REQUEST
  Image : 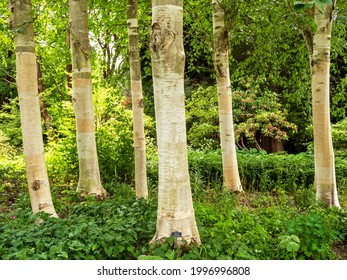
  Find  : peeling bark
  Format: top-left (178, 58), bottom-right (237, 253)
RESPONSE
top-left (212, 0), bottom-right (243, 192)
top-left (127, 0), bottom-right (148, 199)
top-left (311, 1), bottom-right (340, 207)
top-left (68, 0), bottom-right (107, 198)
top-left (10, 0), bottom-right (57, 217)
top-left (150, 0), bottom-right (200, 246)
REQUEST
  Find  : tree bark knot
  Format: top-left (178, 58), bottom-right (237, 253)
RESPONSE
top-left (137, 98), bottom-right (144, 108)
top-left (150, 22), bottom-right (176, 52)
top-left (31, 180), bottom-right (42, 191)
top-left (39, 203), bottom-right (49, 211)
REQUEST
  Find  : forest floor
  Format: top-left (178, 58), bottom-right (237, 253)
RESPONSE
top-left (332, 240), bottom-right (347, 260)
top-left (1, 182), bottom-right (346, 260)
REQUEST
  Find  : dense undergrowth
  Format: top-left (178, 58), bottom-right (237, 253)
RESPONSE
top-left (0, 183), bottom-right (346, 260)
top-left (1, 149), bottom-right (347, 260)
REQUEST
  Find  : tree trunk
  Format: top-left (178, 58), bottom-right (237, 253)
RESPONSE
top-left (68, 0), bottom-right (107, 198)
top-left (311, 1), bottom-right (340, 207)
top-left (10, 0), bottom-right (57, 217)
top-left (150, 0), bottom-right (200, 246)
top-left (262, 136), bottom-right (284, 153)
top-left (212, 0), bottom-right (243, 192)
top-left (127, 0), bottom-right (148, 199)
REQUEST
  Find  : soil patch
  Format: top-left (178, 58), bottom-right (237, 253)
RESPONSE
top-left (332, 240), bottom-right (347, 260)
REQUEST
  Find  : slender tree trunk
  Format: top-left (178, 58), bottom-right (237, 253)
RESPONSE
top-left (68, 0), bottom-right (107, 198)
top-left (212, 0), bottom-right (243, 192)
top-left (127, 0), bottom-right (148, 199)
top-left (150, 0), bottom-right (200, 245)
top-left (10, 0), bottom-right (57, 217)
top-left (311, 1), bottom-right (340, 207)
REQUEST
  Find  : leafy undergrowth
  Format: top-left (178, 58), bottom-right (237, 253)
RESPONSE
top-left (0, 183), bottom-right (346, 260)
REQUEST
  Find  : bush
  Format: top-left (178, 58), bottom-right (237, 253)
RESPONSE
top-left (332, 119), bottom-right (347, 152)
top-left (45, 100), bottom-right (79, 186)
top-left (184, 149), bottom-right (315, 192)
top-left (237, 150), bottom-right (315, 192)
top-left (147, 148), bottom-right (347, 194)
top-left (185, 86), bottom-right (220, 150)
top-left (93, 87), bottom-right (155, 183)
top-left (185, 82), bottom-right (297, 151)
top-left (0, 97), bottom-right (22, 147)
top-left (96, 112), bottom-right (134, 183)
top-left (0, 131), bottom-right (26, 207)
top-left (43, 87), bottom-right (156, 186)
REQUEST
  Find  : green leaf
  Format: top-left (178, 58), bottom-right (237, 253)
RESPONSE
top-left (287, 241), bottom-right (300, 252)
top-left (104, 246), bottom-right (113, 257)
top-left (291, 235), bottom-right (300, 243)
top-left (293, 1), bottom-right (306, 11)
top-left (164, 249), bottom-right (175, 260)
top-left (49, 245), bottom-right (59, 255)
top-left (279, 235), bottom-right (301, 253)
top-left (58, 251), bottom-right (69, 259)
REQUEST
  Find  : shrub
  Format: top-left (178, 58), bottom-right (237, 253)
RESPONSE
top-left (232, 78), bottom-right (297, 149)
top-left (237, 150), bottom-right (315, 192)
top-left (0, 131), bottom-right (26, 206)
top-left (0, 97), bottom-right (22, 147)
top-left (44, 100), bottom-right (79, 186)
top-left (332, 119), bottom-right (347, 152)
top-left (181, 149), bottom-right (317, 192)
top-left (185, 86), bottom-right (220, 150)
top-left (185, 82), bottom-right (297, 151)
top-left (44, 87), bottom-right (156, 186)
top-left (96, 113), bottom-right (134, 183)
top-left (94, 87), bottom-right (155, 183)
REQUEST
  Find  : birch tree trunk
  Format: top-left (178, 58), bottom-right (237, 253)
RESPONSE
top-left (150, 0), bottom-right (201, 245)
top-left (212, 0), bottom-right (243, 192)
top-left (311, 1), bottom-right (340, 207)
top-left (68, 0), bottom-right (107, 198)
top-left (127, 0), bottom-right (148, 199)
top-left (10, 0), bottom-right (57, 217)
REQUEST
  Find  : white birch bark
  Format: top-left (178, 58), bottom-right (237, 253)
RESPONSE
top-left (127, 0), bottom-right (148, 199)
top-left (212, 0), bottom-right (243, 192)
top-left (10, 0), bottom-right (57, 217)
top-left (312, 1), bottom-right (340, 207)
top-left (150, 0), bottom-right (201, 245)
top-left (68, 0), bottom-right (107, 198)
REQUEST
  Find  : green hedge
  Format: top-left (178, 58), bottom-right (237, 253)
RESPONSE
top-left (148, 149), bottom-right (347, 192)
